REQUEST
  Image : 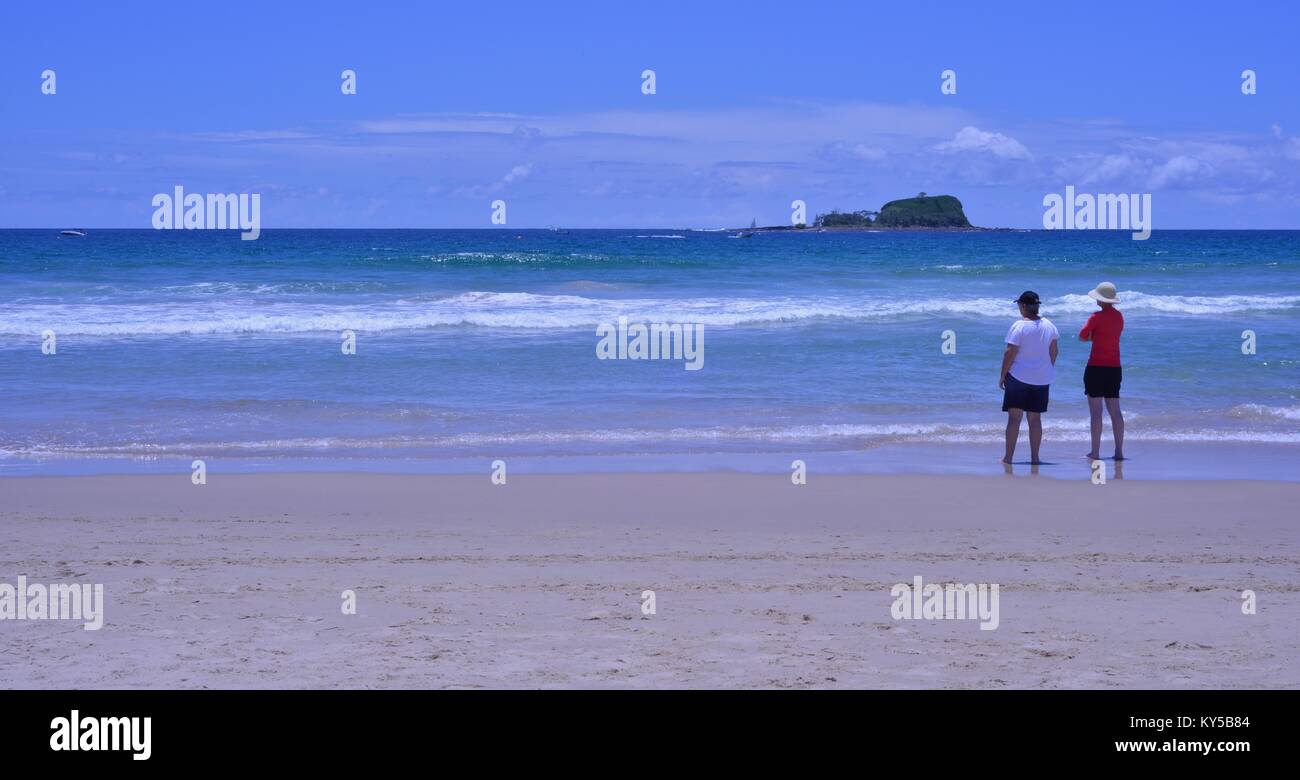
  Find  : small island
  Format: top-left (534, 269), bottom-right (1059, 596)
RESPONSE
top-left (740, 193), bottom-right (992, 232)
top-left (819, 193), bottom-right (972, 229)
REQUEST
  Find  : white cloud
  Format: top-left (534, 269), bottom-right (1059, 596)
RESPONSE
top-left (1147, 155), bottom-right (1215, 189)
top-left (503, 163), bottom-right (532, 183)
top-left (41, 99), bottom-right (1300, 227)
top-left (819, 141), bottom-right (887, 161)
top-left (812, 142), bottom-right (890, 170)
top-left (358, 113), bottom-right (527, 135)
top-left (358, 102), bottom-right (973, 151)
top-left (935, 126), bottom-right (1031, 160)
top-left (188, 130), bottom-right (318, 143)
top-left (453, 163), bottom-right (535, 197)
top-left (850, 144), bottom-right (886, 160)
top-left (1053, 153), bottom-right (1145, 186)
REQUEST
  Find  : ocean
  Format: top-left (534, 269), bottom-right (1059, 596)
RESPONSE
top-left (2, 228), bottom-right (1297, 479)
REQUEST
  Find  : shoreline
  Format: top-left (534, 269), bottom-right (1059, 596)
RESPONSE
top-left (3, 472), bottom-right (1296, 689)
top-left (3, 440), bottom-right (1296, 482)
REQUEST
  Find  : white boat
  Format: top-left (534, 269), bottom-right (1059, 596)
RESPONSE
top-left (59, 229), bottom-right (87, 237)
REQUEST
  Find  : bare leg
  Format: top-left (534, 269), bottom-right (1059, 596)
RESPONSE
top-left (1105, 397), bottom-right (1124, 459)
top-left (1027, 412), bottom-right (1043, 464)
top-left (1086, 396), bottom-right (1103, 459)
top-left (1003, 409), bottom-right (1023, 464)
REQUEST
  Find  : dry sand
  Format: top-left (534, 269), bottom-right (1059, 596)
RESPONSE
top-left (1, 472), bottom-right (1296, 688)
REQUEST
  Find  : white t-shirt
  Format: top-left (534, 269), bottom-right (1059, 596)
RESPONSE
top-left (1005, 317), bottom-right (1060, 386)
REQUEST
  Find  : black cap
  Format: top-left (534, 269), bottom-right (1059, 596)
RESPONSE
top-left (1015, 290), bottom-right (1041, 305)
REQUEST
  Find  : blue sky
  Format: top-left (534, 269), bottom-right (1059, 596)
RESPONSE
top-left (3, 0), bottom-right (1300, 228)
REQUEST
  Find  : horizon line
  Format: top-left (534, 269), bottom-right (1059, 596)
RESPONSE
top-left (5, 226), bottom-right (1300, 232)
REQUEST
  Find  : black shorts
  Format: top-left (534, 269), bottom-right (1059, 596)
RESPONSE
top-left (1083, 365), bottom-right (1122, 398)
top-left (1002, 373), bottom-right (1050, 413)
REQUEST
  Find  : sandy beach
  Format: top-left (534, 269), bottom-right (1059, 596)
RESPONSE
top-left (2, 472), bottom-right (1296, 689)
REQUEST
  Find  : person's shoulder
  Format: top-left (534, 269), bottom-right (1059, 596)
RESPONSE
top-left (1042, 316), bottom-right (1059, 331)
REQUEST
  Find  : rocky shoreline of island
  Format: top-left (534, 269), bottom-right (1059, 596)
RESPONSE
top-left (743, 223), bottom-right (1013, 233)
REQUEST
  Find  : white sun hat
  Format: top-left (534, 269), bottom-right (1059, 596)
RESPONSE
top-left (1088, 281), bottom-right (1119, 304)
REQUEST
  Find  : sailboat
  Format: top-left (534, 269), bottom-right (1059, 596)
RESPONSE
top-left (738, 218), bottom-right (757, 238)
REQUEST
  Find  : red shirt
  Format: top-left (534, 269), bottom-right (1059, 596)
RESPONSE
top-left (1079, 307), bottom-right (1123, 367)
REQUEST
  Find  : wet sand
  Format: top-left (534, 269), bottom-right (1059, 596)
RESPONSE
top-left (1, 473), bottom-right (1296, 688)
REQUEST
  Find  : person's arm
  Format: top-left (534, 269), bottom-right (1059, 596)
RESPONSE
top-left (999, 344), bottom-right (1018, 388)
top-left (1078, 313), bottom-right (1095, 342)
top-left (1049, 339), bottom-right (1059, 365)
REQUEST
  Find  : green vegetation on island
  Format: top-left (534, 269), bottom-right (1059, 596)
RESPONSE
top-left (811, 193), bottom-right (973, 229)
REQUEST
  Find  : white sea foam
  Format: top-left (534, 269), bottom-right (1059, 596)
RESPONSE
top-left (2, 290), bottom-right (1297, 335)
top-left (1059, 291), bottom-right (1300, 315)
top-left (1230, 404), bottom-right (1300, 422)
top-left (7, 414), bottom-right (1298, 460)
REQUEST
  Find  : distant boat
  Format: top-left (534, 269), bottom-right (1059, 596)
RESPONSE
top-left (750, 218), bottom-right (757, 229)
top-left (548, 226), bottom-right (570, 234)
top-left (59, 229), bottom-right (87, 237)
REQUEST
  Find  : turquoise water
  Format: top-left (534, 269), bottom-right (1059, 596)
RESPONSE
top-left (1, 228), bottom-right (1297, 477)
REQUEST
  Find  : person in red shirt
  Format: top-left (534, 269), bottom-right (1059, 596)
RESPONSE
top-left (1078, 281), bottom-right (1124, 460)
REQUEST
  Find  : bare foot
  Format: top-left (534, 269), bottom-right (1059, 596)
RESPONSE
top-left (1084, 452), bottom-right (1099, 460)
top-left (1113, 453), bottom-right (1126, 461)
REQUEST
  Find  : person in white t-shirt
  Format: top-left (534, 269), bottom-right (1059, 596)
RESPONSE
top-left (998, 291), bottom-right (1060, 465)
